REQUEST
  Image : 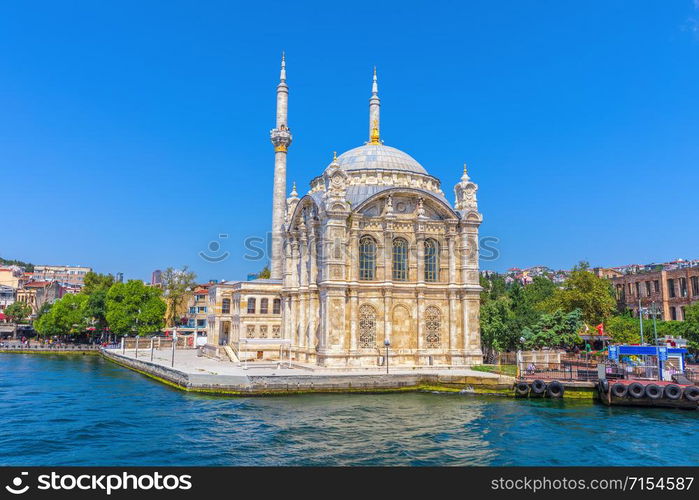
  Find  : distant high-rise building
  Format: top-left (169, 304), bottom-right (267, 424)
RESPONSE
top-left (151, 270), bottom-right (162, 286)
top-left (115, 272), bottom-right (124, 283)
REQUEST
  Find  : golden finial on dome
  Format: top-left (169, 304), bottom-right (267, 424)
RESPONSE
top-left (369, 119), bottom-right (380, 145)
top-left (333, 151), bottom-right (337, 161)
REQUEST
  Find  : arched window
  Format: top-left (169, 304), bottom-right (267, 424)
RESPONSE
top-left (222, 298), bottom-right (231, 314)
top-left (392, 238), bottom-right (408, 281)
top-left (272, 298), bottom-right (281, 314)
top-left (359, 236), bottom-right (376, 280)
top-left (358, 304), bottom-right (377, 348)
top-left (260, 298), bottom-right (269, 314)
top-left (247, 298), bottom-right (256, 314)
top-left (424, 239), bottom-right (439, 282)
top-left (425, 306), bottom-right (441, 348)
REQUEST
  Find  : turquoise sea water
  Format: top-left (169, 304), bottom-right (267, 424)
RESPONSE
top-left (1, 354), bottom-right (698, 466)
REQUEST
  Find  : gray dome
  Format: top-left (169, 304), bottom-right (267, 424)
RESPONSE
top-left (332, 144), bottom-right (428, 175)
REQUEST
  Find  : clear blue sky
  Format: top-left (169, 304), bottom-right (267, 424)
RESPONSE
top-left (2, 1), bottom-right (698, 282)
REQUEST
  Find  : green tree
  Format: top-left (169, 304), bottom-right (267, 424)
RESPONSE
top-left (605, 315), bottom-right (641, 344)
top-left (541, 261), bottom-right (616, 325)
top-left (106, 280), bottom-right (166, 336)
top-left (523, 309), bottom-right (584, 349)
top-left (34, 305), bottom-right (61, 336)
top-left (79, 272), bottom-right (116, 335)
top-left (480, 274), bottom-right (507, 304)
top-left (523, 276), bottom-right (556, 307)
top-left (4, 302), bottom-right (32, 324)
top-left (257, 266), bottom-right (271, 279)
top-left (34, 293), bottom-right (88, 336)
top-left (0, 257), bottom-right (34, 272)
top-left (683, 302), bottom-right (699, 351)
top-left (161, 267), bottom-right (197, 328)
top-left (480, 297), bottom-right (519, 361)
top-left (82, 272), bottom-right (115, 295)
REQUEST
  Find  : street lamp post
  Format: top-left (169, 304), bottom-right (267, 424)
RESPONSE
top-left (171, 326), bottom-right (177, 368)
top-left (652, 301), bottom-right (661, 380)
top-left (384, 339), bottom-right (390, 374)
top-left (638, 298), bottom-right (644, 345)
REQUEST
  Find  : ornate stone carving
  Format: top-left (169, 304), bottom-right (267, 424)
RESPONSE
top-left (425, 306), bottom-right (441, 348)
top-left (358, 304), bottom-right (377, 348)
top-left (454, 163), bottom-right (479, 212)
top-left (270, 125), bottom-right (292, 152)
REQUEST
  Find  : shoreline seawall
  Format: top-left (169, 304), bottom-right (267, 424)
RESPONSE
top-left (100, 348), bottom-right (519, 397)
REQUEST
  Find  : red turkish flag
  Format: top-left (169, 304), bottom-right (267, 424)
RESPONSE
top-left (596, 323), bottom-right (605, 335)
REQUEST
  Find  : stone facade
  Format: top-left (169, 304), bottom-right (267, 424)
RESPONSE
top-left (207, 280), bottom-right (283, 360)
top-left (282, 156), bottom-right (482, 368)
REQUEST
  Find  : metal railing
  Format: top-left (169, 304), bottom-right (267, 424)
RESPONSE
top-left (0, 342), bottom-right (101, 351)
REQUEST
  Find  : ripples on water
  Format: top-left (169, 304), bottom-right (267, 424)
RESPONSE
top-left (1, 354), bottom-right (698, 466)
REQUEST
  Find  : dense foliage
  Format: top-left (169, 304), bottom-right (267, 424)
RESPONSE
top-left (0, 257), bottom-right (34, 272)
top-left (478, 261), bottom-right (699, 355)
top-left (33, 273), bottom-right (169, 338)
top-left (105, 281), bottom-right (166, 336)
top-left (3, 302), bottom-right (32, 324)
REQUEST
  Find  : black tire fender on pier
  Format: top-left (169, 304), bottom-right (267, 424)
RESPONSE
top-left (599, 379), bottom-right (609, 393)
top-left (546, 380), bottom-right (564, 398)
top-left (684, 386), bottom-right (699, 402)
top-left (628, 382), bottom-right (645, 399)
top-left (514, 382), bottom-right (530, 396)
top-left (664, 384), bottom-right (682, 400)
top-left (530, 379), bottom-right (547, 395)
top-left (644, 384), bottom-right (663, 400)
top-left (611, 383), bottom-right (628, 398)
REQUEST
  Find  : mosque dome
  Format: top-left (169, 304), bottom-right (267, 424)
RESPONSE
top-left (331, 143), bottom-right (428, 175)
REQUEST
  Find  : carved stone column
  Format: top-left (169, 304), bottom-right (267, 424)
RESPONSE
top-left (349, 288), bottom-right (358, 352)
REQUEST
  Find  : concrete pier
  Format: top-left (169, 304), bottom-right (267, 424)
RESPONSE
top-left (101, 348), bottom-right (514, 396)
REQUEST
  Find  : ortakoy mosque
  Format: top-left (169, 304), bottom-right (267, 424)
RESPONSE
top-left (206, 56), bottom-right (483, 368)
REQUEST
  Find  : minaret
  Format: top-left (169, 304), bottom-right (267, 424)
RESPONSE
top-left (270, 53), bottom-right (292, 280)
top-left (368, 67), bottom-right (381, 144)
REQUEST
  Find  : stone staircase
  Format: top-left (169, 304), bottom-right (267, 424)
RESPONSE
top-left (223, 345), bottom-right (239, 363)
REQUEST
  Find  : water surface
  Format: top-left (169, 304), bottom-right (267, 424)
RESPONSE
top-left (1, 354), bottom-right (697, 466)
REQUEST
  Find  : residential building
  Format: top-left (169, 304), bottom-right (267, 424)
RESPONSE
top-left (178, 285), bottom-right (211, 340)
top-left (0, 285), bottom-right (15, 311)
top-left (15, 281), bottom-right (64, 316)
top-left (31, 265), bottom-right (92, 286)
top-left (0, 266), bottom-right (27, 289)
top-left (611, 266), bottom-right (699, 321)
top-left (205, 280), bottom-right (283, 360)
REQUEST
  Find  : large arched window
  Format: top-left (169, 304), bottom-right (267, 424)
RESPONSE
top-left (392, 238), bottom-right (408, 281)
top-left (425, 306), bottom-right (441, 348)
top-left (359, 236), bottom-right (376, 280)
top-left (424, 239), bottom-right (439, 282)
top-left (358, 304), bottom-right (377, 348)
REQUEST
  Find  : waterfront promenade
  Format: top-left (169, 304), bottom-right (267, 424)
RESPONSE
top-left (102, 347), bottom-right (514, 396)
